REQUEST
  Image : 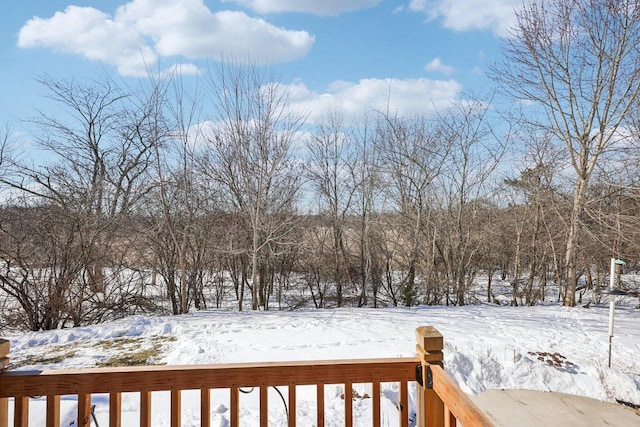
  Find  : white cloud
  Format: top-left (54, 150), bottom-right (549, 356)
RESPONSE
top-left (17, 6), bottom-right (156, 76)
top-left (160, 63), bottom-right (203, 78)
top-left (409, 0), bottom-right (522, 36)
top-left (17, 0), bottom-right (315, 76)
top-left (223, 0), bottom-right (382, 15)
top-left (424, 58), bottom-right (455, 76)
top-left (282, 77), bottom-right (463, 122)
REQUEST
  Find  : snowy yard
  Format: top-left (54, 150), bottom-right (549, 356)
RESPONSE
top-left (3, 302), bottom-right (640, 426)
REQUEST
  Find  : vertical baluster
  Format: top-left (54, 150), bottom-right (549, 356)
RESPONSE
top-left (288, 385), bottom-right (296, 427)
top-left (140, 391), bottom-right (151, 427)
top-left (78, 393), bottom-right (91, 427)
top-left (372, 382), bottom-right (381, 427)
top-left (445, 404), bottom-right (457, 427)
top-left (109, 392), bottom-right (121, 427)
top-left (316, 383), bottom-right (324, 427)
top-left (230, 386), bottom-right (239, 427)
top-left (14, 397), bottom-right (28, 427)
top-left (259, 386), bottom-right (268, 427)
top-left (201, 388), bottom-right (210, 427)
top-left (344, 381), bottom-right (353, 427)
top-left (171, 390), bottom-right (181, 427)
top-left (399, 380), bottom-right (408, 427)
top-left (46, 395), bottom-right (60, 427)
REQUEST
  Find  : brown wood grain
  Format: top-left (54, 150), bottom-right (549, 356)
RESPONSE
top-left (317, 383), bottom-right (325, 427)
top-left (399, 380), bottom-right (409, 427)
top-left (344, 380), bottom-right (353, 427)
top-left (260, 385), bottom-right (268, 427)
top-left (14, 396), bottom-right (28, 427)
top-left (78, 393), bottom-right (91, 427)
top-left (46, 395), bottom-right (60, 427)
top-left (230, 386), bottom-right (239, 427)
top-left (200, 388), bottom-right (210, 427)
top-left (431, 365), bottom-right (493, 427)
top-left (0, 398), bottom-right (7, 427)
top-left (0, 340), bottom-right (9, 359)
top-left (0, 358), bottom-right (418, 397)
top-left (171, 389), bottom-right (181, 427)
top-left (140, 390), bottom-right (151, 427)
top-left (372, 381), bottom-right (381, 427)
top-left (109, 392), bottom-right (121, 427)
top-left (288, 385), bottom-right (296, 426)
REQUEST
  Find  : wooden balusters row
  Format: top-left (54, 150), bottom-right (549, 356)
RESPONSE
top-left (0, 326), bottom-right (493, 426)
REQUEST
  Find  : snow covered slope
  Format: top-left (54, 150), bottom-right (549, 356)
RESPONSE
top-left (4, 304), bottom-right (640, 425)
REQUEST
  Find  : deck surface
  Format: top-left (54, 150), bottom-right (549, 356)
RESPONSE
top-left (472, 389), bottom-right (640, 426)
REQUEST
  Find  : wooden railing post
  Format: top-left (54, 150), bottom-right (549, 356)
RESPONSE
top-left (0, 339), bottom-right (9, 427)
top-left (416, 326), bottom-right (444, 427)
top-left (0, 339), bottom-right (8, 371)
top-left (0, 396), bottom-right (6, 427)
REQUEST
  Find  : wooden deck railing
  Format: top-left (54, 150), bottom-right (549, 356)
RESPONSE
top-left (0, 326), bottom-right (493, 427)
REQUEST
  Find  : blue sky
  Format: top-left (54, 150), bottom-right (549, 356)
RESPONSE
top-left (1, 0), bottom-right (522, 128)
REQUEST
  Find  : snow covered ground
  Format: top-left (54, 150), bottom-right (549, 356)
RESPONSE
top-left (3, 301), bottom-right (640, 426)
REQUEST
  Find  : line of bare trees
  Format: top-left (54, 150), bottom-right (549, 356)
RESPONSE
top-left (1, 0), bottom-right (640, 331)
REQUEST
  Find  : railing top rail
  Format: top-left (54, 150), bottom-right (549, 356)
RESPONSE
top-left (0, 357), bottom-right (419, 397)
top-left (429, 364), bottom-right (494, 427)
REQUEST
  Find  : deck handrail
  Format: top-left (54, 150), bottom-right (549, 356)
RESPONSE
top-left (0, 326), bottom-right (494, 427)
top-left (0, 358), bottom-right (419, 396)
top-left (428, 364), bottom-right (494, 426)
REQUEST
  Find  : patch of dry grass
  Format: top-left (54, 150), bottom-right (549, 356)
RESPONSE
top-left (11, 347), bottom-right (77, 369)
top-left (95, 335), bottom-right (176, 367)
top-left (10, 335), bottom-right (176, 369)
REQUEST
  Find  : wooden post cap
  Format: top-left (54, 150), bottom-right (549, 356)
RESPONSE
top-left (416, 326), bottom-right (444, 366)
top-left (0, 339), bottom-right (9, 372)
top-left (0, 340), bottom-right (8, 359)
top-left (415, 326), bottom-right (443, 352)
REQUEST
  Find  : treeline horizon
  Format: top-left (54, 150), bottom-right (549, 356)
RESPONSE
top-left (2, 0), bottom-right (640, 331)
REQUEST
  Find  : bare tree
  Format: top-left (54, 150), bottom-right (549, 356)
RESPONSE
top-left (375, 112), bottom-right (448, 306)
top-left (0, 204), bottom-right (76, 330)
top-left (0, 124), bottom-right (12, 176)
top-left (306, 110), bottom-right (358, 307)
top-left (298, 222), bottom-right (333, 308)
top-left (202, 62), bottom-right (305, 310)
top-left (504, 126), bottom-right (564, 305)
top-left (350, 117), bottom-right (381, 307)
top-left (474, 200), bottom-right (508, 304)
top-left (433, 96), bottom-right (506, 305)
top-left (146, 71), bottom-right (220, 314)
top-left (494, 0), bottom-right (640, 306)
top-left (0, 75), bottom-right (156, 327)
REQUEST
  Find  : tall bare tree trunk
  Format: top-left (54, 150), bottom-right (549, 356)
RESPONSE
top-left (494, 0), bottom-right (640, 306)
top-left (563, 176), bottom-right (588, 306)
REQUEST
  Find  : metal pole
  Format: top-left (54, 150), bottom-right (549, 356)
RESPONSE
top-left (608, 258), bottom-right (615, 368)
